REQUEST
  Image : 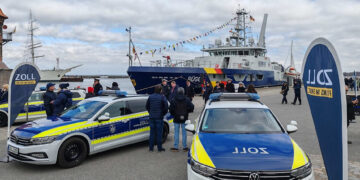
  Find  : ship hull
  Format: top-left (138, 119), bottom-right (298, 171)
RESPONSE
top-left (127, 66), bottom-right (283, 94)
top-left (39, 69), bottom-right (71, 82)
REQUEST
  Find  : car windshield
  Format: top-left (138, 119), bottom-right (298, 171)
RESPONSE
top-left (201, 108), bottom-right (283, 134)
top-left (61, 100), bottom-right (107, 119)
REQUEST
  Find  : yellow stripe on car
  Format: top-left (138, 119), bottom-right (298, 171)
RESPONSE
top-left (194, 134), bottom-right (215, 168)
top-left (18, 110), bottom-right (46, 117)
top-left (0, 98), bottom-right (84, 109)
top-left (291, 139), bottom-right (309, 169)
top-left (33, 112), bottom-right (149, 138)
top-left (91, 126), bottom-right (150, 145)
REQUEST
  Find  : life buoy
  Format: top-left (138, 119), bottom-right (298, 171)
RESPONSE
top-left (215, 64), bottom-right (219, 68)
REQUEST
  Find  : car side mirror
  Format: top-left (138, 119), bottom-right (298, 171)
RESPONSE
top-left (185, 124), bottom-right (195, 134)
top-left (98, 112), bottom-right (110, 122)
top-left (290, 120), bottom-right (298, 126)
top-left (286, 124), bottom-right (298, 134)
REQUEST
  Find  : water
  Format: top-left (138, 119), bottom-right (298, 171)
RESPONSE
top-left (36, 78), bottom-right (136, 93)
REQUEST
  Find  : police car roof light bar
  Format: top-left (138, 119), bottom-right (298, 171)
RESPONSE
top-left (209, 93), bottom-right (261, 104)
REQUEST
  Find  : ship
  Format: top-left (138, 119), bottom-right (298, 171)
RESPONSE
top-left (26, 11), bottom-right (81, 82)
top-left (127, 8), bottom-right (294, 94)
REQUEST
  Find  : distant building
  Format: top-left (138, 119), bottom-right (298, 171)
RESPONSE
top-left (0, 8), bottom-right (11, 87)
top-left (0, 8), bottom-right (9, 69)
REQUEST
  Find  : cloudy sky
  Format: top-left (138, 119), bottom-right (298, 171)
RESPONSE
top-left (1, 0), bottom-right (360, 75)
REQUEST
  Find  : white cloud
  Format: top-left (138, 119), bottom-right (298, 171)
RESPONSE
top-left (1, 0), bottom-right (360, 75)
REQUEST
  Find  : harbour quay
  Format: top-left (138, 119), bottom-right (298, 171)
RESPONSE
top-left (0, 87), bottom-right (359, 179)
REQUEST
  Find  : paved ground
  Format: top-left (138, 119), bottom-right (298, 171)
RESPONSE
top-left (0, 87), bottom-right (359, 179)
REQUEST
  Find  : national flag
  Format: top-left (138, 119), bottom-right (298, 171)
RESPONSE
top-left (250, 15), bottom-right (255, 22)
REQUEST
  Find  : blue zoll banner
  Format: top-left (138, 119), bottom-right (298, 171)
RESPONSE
top-left (301, 38), bottom-right (347, 180)
top-left (8, 63), bottom-right (40, 125)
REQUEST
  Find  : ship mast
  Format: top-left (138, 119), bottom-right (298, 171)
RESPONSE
top-left (28, 10), bottom-right (44, 64)
top-left (126, 26), bottom-right (132, 66)
top-left (231, 8), bottom-right (248, 47)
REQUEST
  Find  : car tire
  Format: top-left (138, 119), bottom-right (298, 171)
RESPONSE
top-left (57, 137), bottom-right (88, 168)
top-left (162, 123), bottom-right (169, 144)
top-left (0, 112), bottom-right (7, 127)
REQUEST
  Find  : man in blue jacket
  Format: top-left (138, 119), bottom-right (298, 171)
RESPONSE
top-left (53, 83), bottom-right (73, 116)
top-left (146, 85), bottom-right (168, 152)
top-left (43, 83), bottom-right (57, 117)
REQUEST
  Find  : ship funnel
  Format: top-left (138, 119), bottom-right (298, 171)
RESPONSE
top-left (258, 13), bottom-right (268, 48)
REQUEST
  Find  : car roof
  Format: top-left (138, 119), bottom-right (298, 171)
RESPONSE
top-left (206, 100), bottom-right (269, 109)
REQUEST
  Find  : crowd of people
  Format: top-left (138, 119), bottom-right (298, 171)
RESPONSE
top-left (147, 79), bottom-right (263, 152)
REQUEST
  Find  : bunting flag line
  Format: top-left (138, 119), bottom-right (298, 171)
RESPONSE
top-left (133, 16), bottom-right (241, 56)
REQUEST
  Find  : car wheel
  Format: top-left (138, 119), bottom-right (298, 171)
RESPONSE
top-left (57, 137), bottom-right (88, 168)
top-left (162, 123), bottom-right (169, 144)
top-left (0, 113), bottom-right (7, 127)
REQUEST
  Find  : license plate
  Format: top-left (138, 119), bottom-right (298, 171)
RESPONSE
top-left (8, 145), bottom-right (19, 155)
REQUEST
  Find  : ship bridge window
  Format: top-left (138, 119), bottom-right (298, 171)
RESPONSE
top-left (238, 51), bottom-right (244, 55)
top-left (246, 74), bottom-right (254, 82)
top-left (244, 51), bottom-right (249, 55)
top-left (258, 61), bottom-right (267, 67)
top-left (256, 74), bottom-right (264, 81)
top-left (231, 51), bottom-right (237, 55)
top-left (250, 50), bottom-right (255, 56)
top-left (224, 51), bottom-right (230, 55)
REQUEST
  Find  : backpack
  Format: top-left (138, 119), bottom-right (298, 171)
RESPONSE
top-left (175, 100), bottom-right (187, 121)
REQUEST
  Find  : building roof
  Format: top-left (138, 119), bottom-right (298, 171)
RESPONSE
top-left (0, 8), bottom-right (8, 19)
top-left (0, 62), bottom-right (9, 69)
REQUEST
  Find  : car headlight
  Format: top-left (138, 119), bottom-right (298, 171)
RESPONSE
top-left (30, 136), bottom-right (58, 145)
top-left (190, 157), bottom-right (216, 177)
top-left (291, 161), bottom-right (312, 179)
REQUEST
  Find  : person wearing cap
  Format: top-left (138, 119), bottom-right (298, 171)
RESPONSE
top-left (43, 83), bottom-right (57, 117)
top-left (238, 82), bottom-right (246, 92)
top-left (93, 79), bottom-right (103, 96)
top-left (53, 83), bottom-right (73, 116)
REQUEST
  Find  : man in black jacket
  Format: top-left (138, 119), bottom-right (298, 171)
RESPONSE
top-left (93, 79), bottom-right (103, 96)
top-left (170, 87), bottom-right (194, 152)
top-left (146, 85), bottom-right (168, 152)
top-left (292, 79), bottom-right (301, 105)
top-left (185, 80), bottom-right (195, 101)
top-left (161, 79), bottom-right (170, 100)
top-left (203, 82), bottom-right (213, 103)
top-left (225, 79), bottom-right (235, 93)
top-left (43, 83), bottom-right (57, 117)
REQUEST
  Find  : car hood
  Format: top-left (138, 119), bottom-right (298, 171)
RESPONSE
top-left (12, 117), bottom-right (87, 138)
top-left (197, 133), bottom-right (295, 171)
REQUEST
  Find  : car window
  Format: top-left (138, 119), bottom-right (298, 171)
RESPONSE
top-left (72, 92), bottom-right (81, 98)
top-left (61, 100), bottom-right (107, 119)
top-left (100, 101), bottom-right (131, 118)
top-left (127, 99), bottom-right (147, 114)
top-left (28, 93), bottom-right (44, 102)
top-left (201, 108), bottom-right (283, 134)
